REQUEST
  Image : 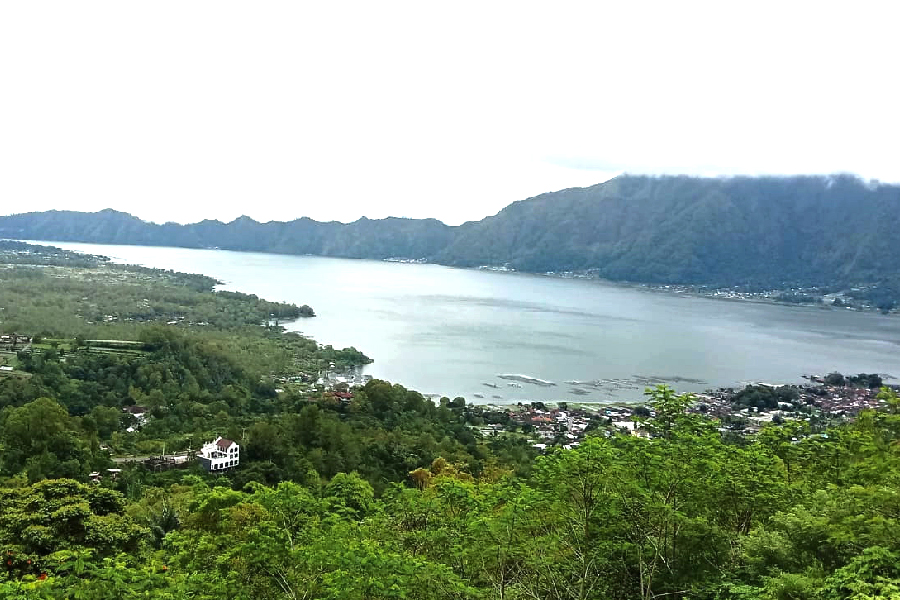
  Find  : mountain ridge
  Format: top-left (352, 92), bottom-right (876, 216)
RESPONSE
top-left (3, 174), bottom-right (900, 291)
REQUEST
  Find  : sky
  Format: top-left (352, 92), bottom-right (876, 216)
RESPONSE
top-left (1, 1), bottom-right (897, 225)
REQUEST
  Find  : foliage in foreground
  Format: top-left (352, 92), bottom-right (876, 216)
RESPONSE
top-left (0, 387), bottom-right (898, 599)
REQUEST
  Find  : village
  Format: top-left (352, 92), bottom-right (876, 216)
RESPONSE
top-left (467, 372), bottom-right (895, 452)
top-left (111, 366), bottom-right (896, 468)
top-left (0, 333), bottom-right (32, 375)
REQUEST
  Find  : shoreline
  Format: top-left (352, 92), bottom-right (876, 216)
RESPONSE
top-left (18, 240), bottom-right (900, 405)
top-left (15, 238), bottom-right (896, 316)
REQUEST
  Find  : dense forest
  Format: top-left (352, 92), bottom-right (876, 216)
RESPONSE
top-left (3, 175), bottom-right (900, 295)
top-left (0, 242), bottom-right (899, 598)
top-left (2, 382), bottom-right (899, 599)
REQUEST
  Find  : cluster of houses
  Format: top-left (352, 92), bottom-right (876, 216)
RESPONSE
top-left (316, 368), bottom-right (372, 388)
top-left (0, 334), bottom-right (30, 373)
top-left (632, 283), bottom-right (896, 313)
top-left (796, 383), bottom-right (888, 414)
top-left (273, 367), bottom-right (372, 396)
top-left (497, 404), bottom-right (656, 451)
top-left (477, 405), bottom-right (607, 451)
top-left (692, 380), bottom-right (891, 433)
top-left (0, 333), bottom-right (30, 350)
top-left (473, 375), bottom-right (896, 452)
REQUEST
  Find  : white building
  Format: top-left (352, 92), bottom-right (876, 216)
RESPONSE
top-left (197, 437), bottom-right (240, 472)
top-left (122, 405), bottom-right (150, 425)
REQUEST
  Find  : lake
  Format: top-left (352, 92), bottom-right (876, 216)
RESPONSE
top-left (39, 241), bottom-right (900, 403)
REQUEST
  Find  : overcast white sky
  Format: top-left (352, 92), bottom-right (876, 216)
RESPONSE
top-left (1, 1), bottom-right (897, 225)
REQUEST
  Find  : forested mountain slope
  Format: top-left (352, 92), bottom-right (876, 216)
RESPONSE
top-left (439, 175), bottom-right (900, 286)
top-left (3, 175), bottom-right (899, 288)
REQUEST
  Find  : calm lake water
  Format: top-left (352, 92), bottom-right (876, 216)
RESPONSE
top-left (41, 241), bottom-right (900, 403)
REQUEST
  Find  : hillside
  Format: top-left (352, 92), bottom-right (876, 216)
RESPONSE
top-left (439, 175), bottom-right (900, 287)
top-left (3, 175), bottom-right (900, 290)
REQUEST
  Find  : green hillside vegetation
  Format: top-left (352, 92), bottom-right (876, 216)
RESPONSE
top-left (0, 241), bottom-right (899, 597)
top-left (3, 175), bottom-right (900, 300)
top-left (0, 386), bottom-right (898, 599)
top-left (439, 175), bottom-right (900, 287)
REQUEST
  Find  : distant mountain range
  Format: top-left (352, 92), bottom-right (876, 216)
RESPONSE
top-left (3, 175), bottom-right (900, 290)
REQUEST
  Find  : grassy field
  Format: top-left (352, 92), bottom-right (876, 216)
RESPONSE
top-left (32, 339), bottom-right (74, 353)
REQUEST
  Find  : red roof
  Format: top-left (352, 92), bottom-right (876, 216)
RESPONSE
top-left (216, 438), bottom-right (235, 450)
